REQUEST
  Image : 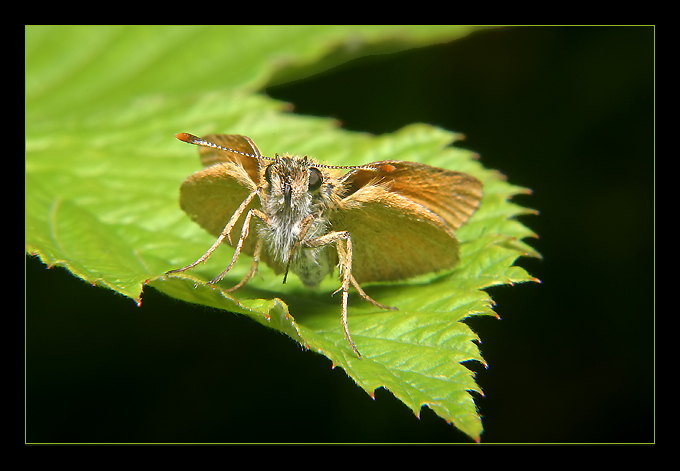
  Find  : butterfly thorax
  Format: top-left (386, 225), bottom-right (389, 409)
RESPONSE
top-left (258, 155), bottom-right (332, 288)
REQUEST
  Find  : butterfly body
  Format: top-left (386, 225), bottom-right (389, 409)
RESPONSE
top-left (257, 155), bottom-right (334, 288)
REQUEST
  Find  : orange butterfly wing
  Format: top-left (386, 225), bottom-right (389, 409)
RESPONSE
top-left (329, 160), bottom-right (483, 283)
top-left (197, 134), bottom-right (262, 181)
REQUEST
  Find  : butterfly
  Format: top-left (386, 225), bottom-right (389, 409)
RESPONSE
top-left (167, 133), bottom-right (483, 357)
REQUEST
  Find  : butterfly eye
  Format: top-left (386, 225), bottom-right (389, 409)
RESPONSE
top-left (308, 167), bottom-right (323, 191)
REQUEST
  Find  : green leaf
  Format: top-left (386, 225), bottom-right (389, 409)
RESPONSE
top-left (26, 25), bottom-right (538, 442)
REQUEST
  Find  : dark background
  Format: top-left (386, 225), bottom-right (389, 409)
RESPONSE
top-left (26, 26), bottom-right (654, 443)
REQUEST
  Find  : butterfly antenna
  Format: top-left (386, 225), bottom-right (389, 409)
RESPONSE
top-left (176, 133), bottom-right (379, 169)
top-left (314, 162), bottom-right (382, 171)
top-left (175, 133), bottom-right (275, 161)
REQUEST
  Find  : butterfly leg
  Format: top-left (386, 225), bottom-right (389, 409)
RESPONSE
top-left (348, 274), bottom-right (397, 312)
top-left (209, 208), bottom-right (268, 285)
top-left (302, 231), bottom-right (357, 356)
top-left (222, 238), bottom-right (263, 293)
top-left (306, 230), bottom-right (394, 358)
top-left (166, 191), bottom-right (257, 275)
top-left (335, 234), bottom-right (360, 358)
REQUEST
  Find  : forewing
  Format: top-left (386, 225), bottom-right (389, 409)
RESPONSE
top-left (198, 134), bottom-right (262, 183)
top-left (342, 160), bottom-right (483, 230)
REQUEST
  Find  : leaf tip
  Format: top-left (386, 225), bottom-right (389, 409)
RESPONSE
top-left (135, 288), bottom-right (144, 307)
